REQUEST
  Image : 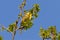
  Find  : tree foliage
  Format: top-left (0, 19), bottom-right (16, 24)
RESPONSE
top-left (0, 0), bottom-right (40, 40)
top-left (40, 26), bottom-right (60, 40)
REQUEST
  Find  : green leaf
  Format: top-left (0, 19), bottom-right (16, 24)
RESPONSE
top-left (33, 4), bottom-right (40, 12)
top-left (24, 21), bottom-right (33, 30)
top-left (48, 26), bottom-right (56, 34)
top-left (40, 27), bottom-right (50, 39)
top-left (34, 13), bottom-right (38, 18)
top-left (8, 23), bottom-right (17, 32)
top-left (20, 20), bottom-right (33, 30)
top-left (0, 36), bottom-right (3, 40)
top-left (8, 24), bottom-right (13, 32)
top-left (57, 32), bottom-right (60, 40)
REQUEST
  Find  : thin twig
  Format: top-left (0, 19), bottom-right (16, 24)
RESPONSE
top-left (0, 24), bottom-right (12, 33)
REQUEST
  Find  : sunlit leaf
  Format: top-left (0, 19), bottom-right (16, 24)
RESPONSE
top-left (33, 4), bottom-right (40, 12)
top-left (40, 27), bottom-right (46, 38)
top-left (20, 19), bottom-right (33, 30)
top-left (21, 12), bottom-right (32, 22)
top-left (40, 27), bottom-right (44, 33)
top-left (8, 23), bottom-right (17, 32)
top-left (40, 27), bottom-right (51, 39)
top-left (48, 26), bottom-right (56, 34)
top-left (57, 32), bottom-right (60, 40)
top-left (24, 21), bottom-right (33, 30)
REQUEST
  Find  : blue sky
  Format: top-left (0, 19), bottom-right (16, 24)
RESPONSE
top-left (0, 0), bottom-right (60, 40)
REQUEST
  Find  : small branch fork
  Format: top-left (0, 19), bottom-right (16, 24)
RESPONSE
top-left (0, 0), bottom-right (27, 40)
top-left (0, 24), bottom-right (25, 40)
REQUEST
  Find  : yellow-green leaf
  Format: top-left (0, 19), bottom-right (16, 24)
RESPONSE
top-left (0, 36), bottom-right (3, 40)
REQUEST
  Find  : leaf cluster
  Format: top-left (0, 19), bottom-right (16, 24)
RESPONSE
top-left (40, 26), bottom-right (60, 40)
